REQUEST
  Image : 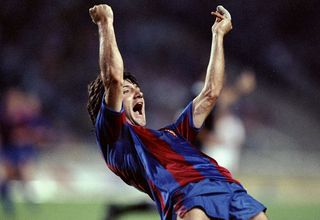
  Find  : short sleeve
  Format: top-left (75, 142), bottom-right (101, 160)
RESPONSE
top-left (95, 100), bottom-right (126, 145)
top-left (172, 101), bottom-right (201, 143)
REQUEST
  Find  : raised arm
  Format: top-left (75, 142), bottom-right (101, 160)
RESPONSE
top-left (192, 5), bottom-right (232, 128)
top-left (89, 4), bottom-right (124, 112)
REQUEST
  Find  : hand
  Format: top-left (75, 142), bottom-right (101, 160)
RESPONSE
top-left (211, 5), bottom-right (232, 36)
top-left (89, 4), bottom-right (113, 24)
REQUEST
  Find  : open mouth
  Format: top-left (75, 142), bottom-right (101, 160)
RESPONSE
top-left (133, 102), bottom-right (143, 115)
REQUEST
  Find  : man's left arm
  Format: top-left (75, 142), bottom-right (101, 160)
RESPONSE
top-left (192, 5), bottom-right (232, 128)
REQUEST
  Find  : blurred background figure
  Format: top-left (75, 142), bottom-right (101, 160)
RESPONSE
top-left (0, 88), bottom-right (51, 216)
top-left (204, 70), bottom-right (256, 174)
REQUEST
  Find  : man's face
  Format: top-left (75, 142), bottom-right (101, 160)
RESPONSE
top-left (122, 80), bottom-right (146, 126)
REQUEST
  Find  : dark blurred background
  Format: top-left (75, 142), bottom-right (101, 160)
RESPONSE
top-left (0, 1), bottom-right (320, 219)
top-left (1, 0), bottom-right (319, 132)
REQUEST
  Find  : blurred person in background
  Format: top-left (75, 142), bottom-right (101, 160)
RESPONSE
top-left (0, 88), bottom-right (50, 215)
top-left (204, 70), bottom-right (257, 174)
top-left (87, 4), bottom-right (267, 220)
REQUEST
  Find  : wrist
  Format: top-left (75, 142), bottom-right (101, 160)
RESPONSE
top-left (212, 31), bottom-right (225, 38)
top-left (97, 19), bottom-right (113, 27)
top-left (212, 32), bottom-right (224, 43)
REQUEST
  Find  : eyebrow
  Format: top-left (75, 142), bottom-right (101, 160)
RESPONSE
top-left (123, 84), bottom-right (139, 89)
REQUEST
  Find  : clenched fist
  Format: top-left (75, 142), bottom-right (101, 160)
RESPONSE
top-left (89, 4), bottom-right (113, 24)
top-left (211, 5), bottom-right (232, 36)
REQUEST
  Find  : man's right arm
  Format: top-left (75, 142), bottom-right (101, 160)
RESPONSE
top-left (89, 4), bottom-right (123, 112)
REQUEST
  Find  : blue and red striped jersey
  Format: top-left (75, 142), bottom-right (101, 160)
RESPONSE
top-left (95, 100), bottom-right (239, 219)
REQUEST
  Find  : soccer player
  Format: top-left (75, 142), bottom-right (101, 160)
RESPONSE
top-left (87, 4), bottom-right (268, 220)
top-left (0, 88), bottom-right (48, 214)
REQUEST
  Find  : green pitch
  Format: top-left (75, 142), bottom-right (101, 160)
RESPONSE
top-left (1, 202), bottom-right (319, 220)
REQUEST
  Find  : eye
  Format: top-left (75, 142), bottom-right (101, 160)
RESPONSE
top-left (123, 90), bottom-right (129, 94)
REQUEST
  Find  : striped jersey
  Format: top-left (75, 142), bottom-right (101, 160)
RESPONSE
top-left (95, 100), bottom-right (239, 219)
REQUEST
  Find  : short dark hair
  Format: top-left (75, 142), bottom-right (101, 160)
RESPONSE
top-left (87, 72), bottom-right (139, 125)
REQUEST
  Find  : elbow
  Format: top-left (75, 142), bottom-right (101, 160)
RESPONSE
top-left (101, 67), bottom-right (123, 86)
top-left (109, 66), bottom-right (123, 82)
top-left (109, 77), bottom-right (123, 88)
top-left (203, 87), bottom-right (221, 104)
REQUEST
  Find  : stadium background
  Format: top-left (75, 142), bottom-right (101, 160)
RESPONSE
top-left (0, 0), bottom-right (319, 219)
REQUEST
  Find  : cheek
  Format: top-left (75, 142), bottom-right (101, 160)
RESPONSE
top-left (122, 98), bottom-right (131, 111)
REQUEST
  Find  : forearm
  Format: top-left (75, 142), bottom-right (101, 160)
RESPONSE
top-left (98, 21), bottom-right (123, 85)
top-left (203, 32), bottom-right (225, 98)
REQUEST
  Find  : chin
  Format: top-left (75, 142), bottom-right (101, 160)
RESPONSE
top-left (136, 120), bottom-right (146, 127)
top-left (136, 118), bottom-right (146, 126)
top-left (127, 118), bottom-right (146, 127)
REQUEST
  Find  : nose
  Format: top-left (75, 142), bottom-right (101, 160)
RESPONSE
top-left (134, 87), bottom-right (143, 99)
